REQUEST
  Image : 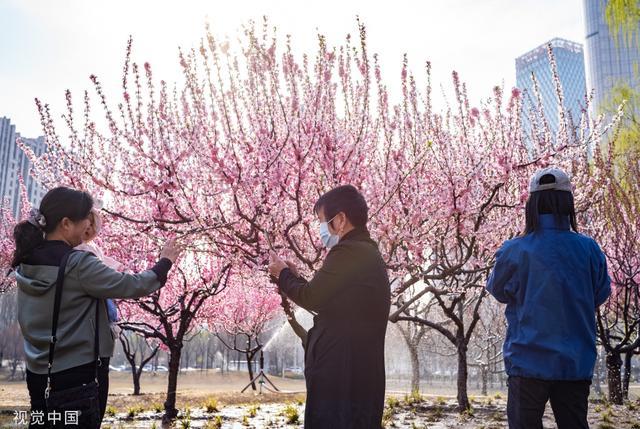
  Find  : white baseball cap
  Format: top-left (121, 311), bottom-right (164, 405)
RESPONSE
top-left (529, 167), bottom-right (573, 193)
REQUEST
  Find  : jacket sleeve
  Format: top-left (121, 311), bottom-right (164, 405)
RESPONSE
top-left (73, 252), bottom-right (172, 299)
top-left (486, 243), bottom-right (518, 304)
top-left (277, 244), bottom-right (356, 312)
top-left (592, 242), bottom-right (611, 307)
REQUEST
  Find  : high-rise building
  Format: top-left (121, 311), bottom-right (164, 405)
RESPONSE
top-left (584, 0), bottom-right (640, 115)
top-left (0, 117), bottom-right (47, 217)
top-left (516, 38), bottom-right (587, 142)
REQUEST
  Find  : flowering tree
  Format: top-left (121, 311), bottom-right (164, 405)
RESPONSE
top-left (1, 182), bottom-right (37, 292)
top-left (117, 330), bottom-right (160, 395)
top-left (209, 275), bottom-right (281, 390)
top-left (468, 299), bottom-right (506, 396)
top-left (0, 205), bottom-right (16, 293)
top-left (171, 20), bottom-right (388, 347)
top-left (22, 37), bottom-right (236, 422)
top-left (4, 19), bottom-right (624, 421)
top-left (588, 145), bottom-right (640, 404)
top-left (393, 288), bottom-right (429, 394)
top-left (379, 44), bottom-right (611, 411)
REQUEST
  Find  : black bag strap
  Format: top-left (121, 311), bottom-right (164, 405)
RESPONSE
top-left (45, 250), bottom-right (101, 399)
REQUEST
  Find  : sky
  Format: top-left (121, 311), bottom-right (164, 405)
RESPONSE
top-left (0, 0), bottom-right (585, 137)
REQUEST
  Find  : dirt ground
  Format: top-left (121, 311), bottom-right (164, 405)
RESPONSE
top-left (0, 370), bottom-right (639, 428)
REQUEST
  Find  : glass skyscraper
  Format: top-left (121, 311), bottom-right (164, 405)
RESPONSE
top-left (516, 38), bottom-right (587, 143)
top-left (584, 0), bottom-right (640, 115)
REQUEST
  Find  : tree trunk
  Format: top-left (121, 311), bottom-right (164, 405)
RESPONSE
top-left (594, 350), bottom-right (603, 395)
top-left (246, 353), bottom-right (257, 391)
top-left (133, 368), bottom-right (142, 395)
top-left (481, 366), bottom-right (488, 396)
top-left (130, 366), bottom-right (142, 396)
top-left (456, 341), bottom-right (470, 412)
top-left (162, 346), bottom-right (182, 424)
top-left (408, 342), bottom-right (420, 394)
top-left (10, 359), bottom-right (18, 379)
top-left (182, 351), bottom-right (189, 371)
top-left (203, 346), bottom-right (208, 371)
top-left (622, 351), bottom-right (633, 400)
top-left (280, 294), bottom-right (308, 348)
top-left (606, 351), bottom-right (623, 405)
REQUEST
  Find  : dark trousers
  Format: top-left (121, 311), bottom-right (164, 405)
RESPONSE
top-left (26, 358), bottom-right (109, 428)
top-left (507, 376), bottom-right (590, 429)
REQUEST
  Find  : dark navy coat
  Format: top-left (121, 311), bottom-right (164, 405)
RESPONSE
top-left (278, 227), bottom-right (390, 428)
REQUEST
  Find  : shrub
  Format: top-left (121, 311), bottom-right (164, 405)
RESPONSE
top-left (105, 405), bottom-right (117, 417)
top-left (387, 396), bottom-right (400, 409)
top-left (204, 397), bottom-right (220, 413)
top-left (405, 390), bottom-right (422, 406)
top-left (281, 403), bottom-right (300, 424)
top-left (126, 405), bottom-right (145, 419)
top-left (204, 415), bottom-right (223, 429)
top-left (247, 403), bottom-right (260, 418)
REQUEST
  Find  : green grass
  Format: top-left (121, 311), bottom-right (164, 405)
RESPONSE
top-left (281, 403), bottom-right (300, 424)
top-left (179, 407), bottom-right (192, 429)
top-left (381, 406), bottom-right (396, 428)
top-left (246, 403), bottom-right (260, 418)
top-left (203, 415), bottom-right (223, 429)
top-left (461, 405), bottom-right (475, 418)
top-left (126, 405), bottom-right (145, 419)
top-left (386, 396), bottom-right (401, 409)
top-left (404, 390), bottom-right (423, 406)
top-left (203, 397), bottom-right (220, 413)
top-left (601, 407), bottom-right (614, 424)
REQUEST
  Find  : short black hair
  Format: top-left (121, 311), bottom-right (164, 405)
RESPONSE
top-left (524, 174), bottom-right (578, 234)
top-left (313, 185), bottom-right (369, 228)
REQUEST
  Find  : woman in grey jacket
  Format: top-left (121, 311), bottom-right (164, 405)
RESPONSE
top-left (12, 187), bottom-right (182, 428)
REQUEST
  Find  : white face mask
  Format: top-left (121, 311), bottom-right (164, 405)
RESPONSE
top-left (319, 214), bottom-right (340, 249)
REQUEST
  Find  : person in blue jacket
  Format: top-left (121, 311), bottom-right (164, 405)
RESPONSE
top-left (486, 167), bottom-right (611, 429)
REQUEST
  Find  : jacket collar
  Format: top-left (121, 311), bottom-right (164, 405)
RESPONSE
top-left (24, 240), bottom-right (73, 266)
top-left (538, 214), bottom-right (571, 231)
top-left (339, 226), bottom-right (378, 247)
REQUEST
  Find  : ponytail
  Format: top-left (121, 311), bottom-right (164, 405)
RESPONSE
top-left (11, 187), bottom-right (93, 267)
top-left (11, 222), bottom-right (45, 267)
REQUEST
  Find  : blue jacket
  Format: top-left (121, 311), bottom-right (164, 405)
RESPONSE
top-left (486, 214), bottom-right (611, 380)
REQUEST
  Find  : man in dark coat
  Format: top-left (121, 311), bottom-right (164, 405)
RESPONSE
top-left (269, 185), bottom-right (391, 428)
